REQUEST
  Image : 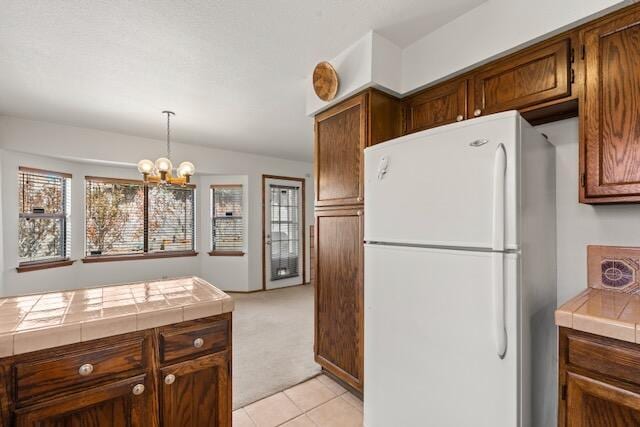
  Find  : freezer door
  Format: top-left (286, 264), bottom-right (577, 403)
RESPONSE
top-left (364, 245), bottom-right (520, 427)
top-left (364, 112), bottom-right (519, 250)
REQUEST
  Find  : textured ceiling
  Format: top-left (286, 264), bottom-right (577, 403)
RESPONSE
top-left (0, 0), bottom-right (485, 161)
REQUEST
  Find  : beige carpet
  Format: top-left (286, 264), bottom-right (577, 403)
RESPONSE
top-left (230, 284), bottom-right (320, 409)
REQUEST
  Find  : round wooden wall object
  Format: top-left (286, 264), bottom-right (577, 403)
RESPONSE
top-left (313, 62), bottom-right (339, 101)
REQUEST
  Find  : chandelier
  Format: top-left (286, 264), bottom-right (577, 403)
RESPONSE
top-left (137, 111), bottom-right (195, 185)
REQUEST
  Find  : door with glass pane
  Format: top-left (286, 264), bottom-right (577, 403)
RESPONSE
top-left (264, 177), bottom-right (305, 290)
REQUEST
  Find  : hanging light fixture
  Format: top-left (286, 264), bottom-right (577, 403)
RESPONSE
top-left (137, 111), bottom-right (195, 185)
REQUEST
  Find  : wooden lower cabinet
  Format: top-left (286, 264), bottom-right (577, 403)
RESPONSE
top-left (0, 313), bottom-right (232, 427)
top-left (14, 375), bottom-right (149, 427)
top-left (314, 207), bottom-right (364, 392)
top-left (160, 352), bottom-right (230, 427)
top-left (559, 327), bottom-right (640, 426)
top-left (566, 372), bottom-right (640, 426)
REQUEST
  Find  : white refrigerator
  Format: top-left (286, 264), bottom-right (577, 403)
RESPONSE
top-left (363, 111), bottom-right (557, 427)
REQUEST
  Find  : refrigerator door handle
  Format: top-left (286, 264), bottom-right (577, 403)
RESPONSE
top-left (493, 252), bottom-right (507, 359)
top-left (491, 143), bottom-right (506, 252)
top-left (492, 143), bottom-right (507, 359)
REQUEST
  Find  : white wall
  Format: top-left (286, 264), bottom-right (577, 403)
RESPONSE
top-left (199, 175), bottom-right (250, 292)
top-left (401, 0), bottom-right (629, 93)
top-left (306, 0), bottom-right (629, 115)
top-left (535, 118), bottom-right (640, 304)
top-left (0, 116), bottom-right (313, 296)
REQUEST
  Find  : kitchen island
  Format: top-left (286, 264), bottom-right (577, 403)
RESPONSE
top-left (0, 276), bottom-right (233, 426)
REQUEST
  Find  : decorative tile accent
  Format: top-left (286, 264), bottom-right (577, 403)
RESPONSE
top-left (587, 245), bottom-right (640, 293)
top-left (0, 276), bottom-right (233, 355)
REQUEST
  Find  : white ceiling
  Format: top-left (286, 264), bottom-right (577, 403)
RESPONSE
top-left (0, 0), bottom-right (485, 161)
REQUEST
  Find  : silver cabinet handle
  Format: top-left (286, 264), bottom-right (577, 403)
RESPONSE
top-left (164, 374), bottom-right (176, 385)
top-left (132, 384), bottom-right (145, 396)
top-left (193, 338), bottom-right (204, 348)
top-left (456, 114), bottom-right (464, 122)
top-left (78, 364), bottom-right (94, 376)
top-left (474, 108), bottom-right (482, 117)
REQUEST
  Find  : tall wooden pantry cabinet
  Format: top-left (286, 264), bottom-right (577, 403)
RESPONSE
top-left (313, 89), bottom-right (403, 392)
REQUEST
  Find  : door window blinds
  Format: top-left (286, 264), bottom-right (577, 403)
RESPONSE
top-left (211, 185), bottom-right (244, 252)
top-left (18, 168), bottom-right (71, 264)
top-left (269, 184), bottom-right (300, 280)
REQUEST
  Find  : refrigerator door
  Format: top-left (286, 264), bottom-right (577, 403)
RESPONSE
top-left (364, 244), bottom-right (520, 427)
top-left (364, 111), bottom-right (519, 250)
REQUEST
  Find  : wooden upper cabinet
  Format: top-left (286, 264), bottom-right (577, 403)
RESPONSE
top-left (314, 208), bottom-right (364, 391)
top-left (582, 9), bottom-right (640, 202)
top-left (315, 94), bottom-right (367, 207)
top-left (565, 371), bottom-right (640, 426)
top-left (160, 352), bottom-right (231, 427)
top-left (472, 38), bottom-right (572, 117)
top-left (405, 78), bottom-right (467, 134)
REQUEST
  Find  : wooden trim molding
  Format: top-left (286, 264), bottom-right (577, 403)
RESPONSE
top-left (85, 176), bottom-right (143, 185)
top-left (17, 259), bottom-right (75, 273)
top-left (19, 166), bottom-right (72, 179)
top-left (82, 251), bottom-right (198, 263)
top-left (208, 251), bottom-right (245, 257)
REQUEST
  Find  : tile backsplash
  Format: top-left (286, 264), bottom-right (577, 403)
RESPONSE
top-left (587, 245), bottom-right (640, 293)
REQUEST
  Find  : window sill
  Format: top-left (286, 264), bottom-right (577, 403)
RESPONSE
top-left (208, 251), bottom-right (245, 257)
top-left (17, 259), bottom-right (75, 273)
top-left (82, 251), bottom-right (199, 263)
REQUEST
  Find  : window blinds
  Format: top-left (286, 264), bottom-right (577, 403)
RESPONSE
top-left (148, 185), bottom-right (195, 252)
top-left (211, 185), bottom-right (243, 252)
top-left (269, 185), bottom-right (300, 280)
top-left (85, 178), bottom-right (145, 256)
top-left (85, 178), bottom-right (196, 256)
top-left (18, 168), bottom-right (70, 264)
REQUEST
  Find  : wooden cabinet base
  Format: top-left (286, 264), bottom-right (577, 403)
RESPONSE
top-left (559, 327), bottom-right (640, 426)
top-left (0, 313), bottom-right (232, 427)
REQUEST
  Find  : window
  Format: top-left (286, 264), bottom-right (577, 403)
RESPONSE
top-left (85, 177), bottom-right (195, 260)
top-left (85, 178), bottom-right (144, 256)
top-left (18, 167), bottom-right (71, 267)
top-left (148, 185), bottom-right (195, 253)
top-left (210, 185), bottom-right (244, 255)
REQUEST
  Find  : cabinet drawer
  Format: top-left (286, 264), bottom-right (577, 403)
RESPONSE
top-left (568, 332), bottom-right (640, 385)
top-left (15, 338), bottom-right (144, 403)
top-left (160, 318), bottom-right (229, 363)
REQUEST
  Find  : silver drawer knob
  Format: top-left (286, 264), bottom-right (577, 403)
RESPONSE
top-left (132, 384), bottom-right (145, 396)
top-left (193, 338), bottom-right (204, 348)
top-left (78, 364), bottom-right (94, 376)
top-left (473, 108), bottom-right (482, 117)
top-left (456, 114), bottom-right (464, 122)
top-left (164, 374), bottom-right (176, 385)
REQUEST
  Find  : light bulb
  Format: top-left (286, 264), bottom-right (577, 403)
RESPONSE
top-left (155, 157), bottom-right (172, 173)
top-left (137, 159), bottom-right (154, 174)
top-left (177, 161), bottom-right (195, 177)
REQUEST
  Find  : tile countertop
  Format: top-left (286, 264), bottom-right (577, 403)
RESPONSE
top-left (0, 276), bottom-right (233, 357)
top-left (555, 288), bottom-right (640, 343)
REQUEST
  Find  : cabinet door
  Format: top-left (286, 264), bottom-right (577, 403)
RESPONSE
top-left (582, 10), bottom-right (640, 202)
top-left (473, 38), bottom-right (571, 117)
top-left (566, 371), bottom-right (640, 426)
top-left (404, 78), bottom-right (467, 134)
top-left (160, 352), bottom-right (231, 427)
top-left (15, 375), bottom-right (149, 427)
top-left (314, 208), bottom-right (364, 391)
top-left (314, 94), bottom-right (367, 207)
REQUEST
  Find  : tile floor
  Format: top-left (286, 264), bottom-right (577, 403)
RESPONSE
top-left (234, 374), bottom-right (363, 427)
